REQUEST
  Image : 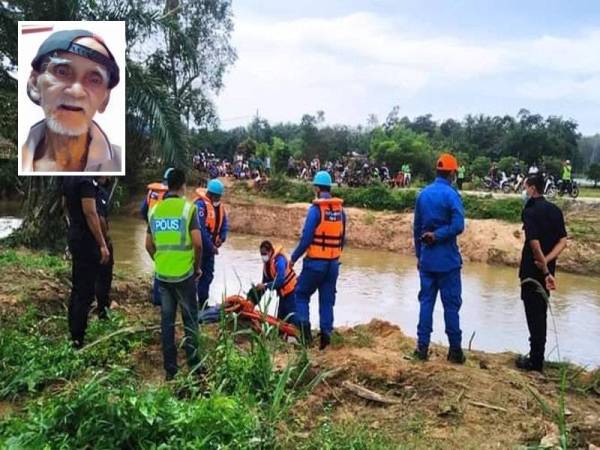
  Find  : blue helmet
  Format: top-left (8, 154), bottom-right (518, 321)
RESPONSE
top-left (163, 167), bottom-right (174, 181)
top-left (207, 179), bottom-right (225, 196)
top-left (313, 171), bottom-right (332, 187)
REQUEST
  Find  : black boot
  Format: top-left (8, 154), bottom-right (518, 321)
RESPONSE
top-left (300, 323), bottom-right (312, 347)
top-left (515, 355), bottom-right (543, 372)
top-left (447, 348), bottom-right (466, 364)
top-left (319, 333), bottom-right (331, 351)
top-left (412, 347), bottom-right (429, 361)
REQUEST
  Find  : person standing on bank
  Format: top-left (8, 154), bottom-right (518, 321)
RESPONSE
top-left (145, 168), bottom-right (203, 380)
top-left (193, 179), bottom-right (228, 309)
top-left (290, 171), bottom-right (346, 350)
top-left (413, 153), bottom-right (466, 364)
top-left (94, 176), bottom-right (114, 319)
top-left (457, 164), bottom-right (466, 190)
top-left (62, 176), bottom-right (111, 348)
top-left (517, 174), bottom-right (567, 372)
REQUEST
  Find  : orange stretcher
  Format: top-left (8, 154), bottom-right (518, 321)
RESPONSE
top-left (222, 295), bottom-right (299, 339)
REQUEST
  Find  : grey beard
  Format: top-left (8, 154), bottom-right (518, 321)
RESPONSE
top-left (46, 116), bottom-right (90, 137)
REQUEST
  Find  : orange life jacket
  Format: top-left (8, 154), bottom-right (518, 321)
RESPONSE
top-left (307, 198), bottom-right (345, 260)
top-left (146, 182), bottom-right (168, 211)
top-left (263, 247), bottom-right (297, 297)
top-left (194, 188), bottom-right (226, 242)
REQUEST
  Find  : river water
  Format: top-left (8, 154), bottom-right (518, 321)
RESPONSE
top-left (2, 207), bottom-right (600, 367)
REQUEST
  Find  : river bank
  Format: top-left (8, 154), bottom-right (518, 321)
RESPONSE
top-left (0, 247), bottom-right (599, 448)
top-left (219, 182), bottom-right (600, 276)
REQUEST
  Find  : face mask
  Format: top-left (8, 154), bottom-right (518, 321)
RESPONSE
top-left (261, 254), bottom-right (270, 263)
top-left (521, 189), bottom-right (530, 205)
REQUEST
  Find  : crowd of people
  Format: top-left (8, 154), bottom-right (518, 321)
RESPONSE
top-left (60, 152), bottom-right (568, 381)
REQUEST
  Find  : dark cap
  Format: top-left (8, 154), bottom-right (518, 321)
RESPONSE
top-left (31, 29), bottom-right (120, 89)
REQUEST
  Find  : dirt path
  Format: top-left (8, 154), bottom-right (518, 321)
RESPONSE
top-left (224, 194), bottom-right (600, 275)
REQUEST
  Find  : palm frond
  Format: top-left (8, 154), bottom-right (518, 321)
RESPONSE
top-left (126, 60), bottom-right (188, 166)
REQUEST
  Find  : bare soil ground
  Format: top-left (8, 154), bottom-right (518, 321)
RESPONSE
top-left (223, 193), bottom-right (600, 276)
top-left (1, 252), bottom-right (599, 448)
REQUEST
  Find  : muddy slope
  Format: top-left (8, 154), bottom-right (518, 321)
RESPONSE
top-left (225, 196), bottom-right (600, 275)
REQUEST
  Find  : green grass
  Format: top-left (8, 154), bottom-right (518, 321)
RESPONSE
top-left (255, 176), bottom-right (525, 223)
top-left (576, 186), bottom-right (600, 198)
top-left (0, 249), bottom-right (68, 274)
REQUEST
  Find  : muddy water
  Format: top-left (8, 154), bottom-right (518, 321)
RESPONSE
top-left (107, 215), bottom-right (600, 367)
top-left (2, 211), bottom-right (600, 367)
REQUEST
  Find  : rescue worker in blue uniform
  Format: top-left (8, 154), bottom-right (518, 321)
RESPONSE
top-left (255, 240), bottom-right (299, 325)
top-left (193, 178), bottom-right (229, 309)
top-left (291, 171), bottom-right (346, 350)
top-left (413, 153), bottom-right (466, 364)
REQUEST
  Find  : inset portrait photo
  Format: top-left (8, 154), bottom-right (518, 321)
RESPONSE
top-left (18, 21), bottom-right (125, 175)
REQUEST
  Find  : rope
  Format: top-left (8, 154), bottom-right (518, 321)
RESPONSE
top-left (520, 277), bottom-right (561, 363)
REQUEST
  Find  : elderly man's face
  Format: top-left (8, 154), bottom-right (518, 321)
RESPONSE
top-left (30, 37), bottom-right (111, 136)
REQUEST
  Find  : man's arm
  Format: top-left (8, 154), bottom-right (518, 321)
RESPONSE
top-left (219, 212), bottom-right (229, 244)
top-left (61, 195), bottom-right (70, 227)
top-left (544, 237), bottom-right (567, 264)
top-left (82, 198), bottom-right (109, 264)
top-left (145, 232), bottom-right (156, 258)
top-left (191, 229), bottom-right (202, 276)
top-left (434, 193), bottom-right (465, 242)
top-left (291, 206), bottom-right (319, 263)
top-left (413, 194), bottom-right (422, 259)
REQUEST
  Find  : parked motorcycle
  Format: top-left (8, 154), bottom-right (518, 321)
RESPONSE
top-left (544, 175), bottom-right (557, 198)
top-left (557, 179), bottom-right (580, 198)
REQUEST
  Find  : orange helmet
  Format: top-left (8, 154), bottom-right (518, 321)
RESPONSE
top-left (437, 153), bottom-right (458, 171)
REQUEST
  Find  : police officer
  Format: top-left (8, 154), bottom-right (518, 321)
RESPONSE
top-left (255, 240), bottom-right (299, 325)
top-left (94, 176), bottom-right (114, 319)
top-left (141, 168), bottom-right (173, 305)
top-left (193, 178), bottom-right (228, 309)
top-left (145, 168), bottom-right (203, 380)
top-left (290, 171), bottom-right (346, 350)
top-left (413, 153), bottom-right (466, 364)
top-left (62, 176), bottom-right (110, 348)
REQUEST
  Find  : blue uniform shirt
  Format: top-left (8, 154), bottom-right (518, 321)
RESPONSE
top-left (194, 198), bottom-right (229, 255)
top-left (291, 192), bottom-right (347, 270)
top-left (262, 254), bottom-right (288, 291)
top-left (413, 177), bottom-right (464, 272)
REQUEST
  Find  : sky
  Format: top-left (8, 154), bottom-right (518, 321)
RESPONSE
top-left (214, 0), bottom-right (600, 135)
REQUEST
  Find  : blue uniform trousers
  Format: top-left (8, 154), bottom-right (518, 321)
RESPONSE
top-left (277, 291), bottom-right (298, 326)
top-left (197, 254), bottom-right (215, 309)
top-left (295, 259), bottom-right (339, 336)
top-left (417, 268), bottom-right (462, 350)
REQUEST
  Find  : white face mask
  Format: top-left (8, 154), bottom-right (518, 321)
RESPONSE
top-left (261, 254), bottom-right (270, 263)
top-left (521, 189), bottom-right (530, 204)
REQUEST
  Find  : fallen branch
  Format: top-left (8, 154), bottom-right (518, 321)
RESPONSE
top-left (342, 381), bottom-right (402, 405)
top-left (467, 400), bottom-right (507, 413)
top-left (80, 324), bottom-right (161, 352)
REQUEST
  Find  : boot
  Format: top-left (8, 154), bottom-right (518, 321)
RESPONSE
top-left (300, 322), bottom-right (312, 347)
top-left (447, 348), bottom-right (466, 364)
top-left (515, 355), bottom-right (543, 372)
top-left (412, 347), bottom-right (429, 361)
top-left (319, 333), bottom-right (331, 351)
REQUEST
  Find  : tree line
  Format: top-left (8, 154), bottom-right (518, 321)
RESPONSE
top-left (194, 108), bottom-right (597, 182)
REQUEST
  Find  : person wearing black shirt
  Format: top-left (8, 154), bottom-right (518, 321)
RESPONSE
top-left (517, 174), bottom-right (567, 372)
top-left (95, 177), bottom-right (114, 319)
top-left (62, 177), bottom-right (110, 348)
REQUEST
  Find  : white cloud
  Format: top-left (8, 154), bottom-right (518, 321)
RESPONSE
top-left (216, 11), bottom-right (600, 130)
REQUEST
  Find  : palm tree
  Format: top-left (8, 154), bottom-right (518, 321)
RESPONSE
top-left (2, 0), bottom-right (235, 250)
